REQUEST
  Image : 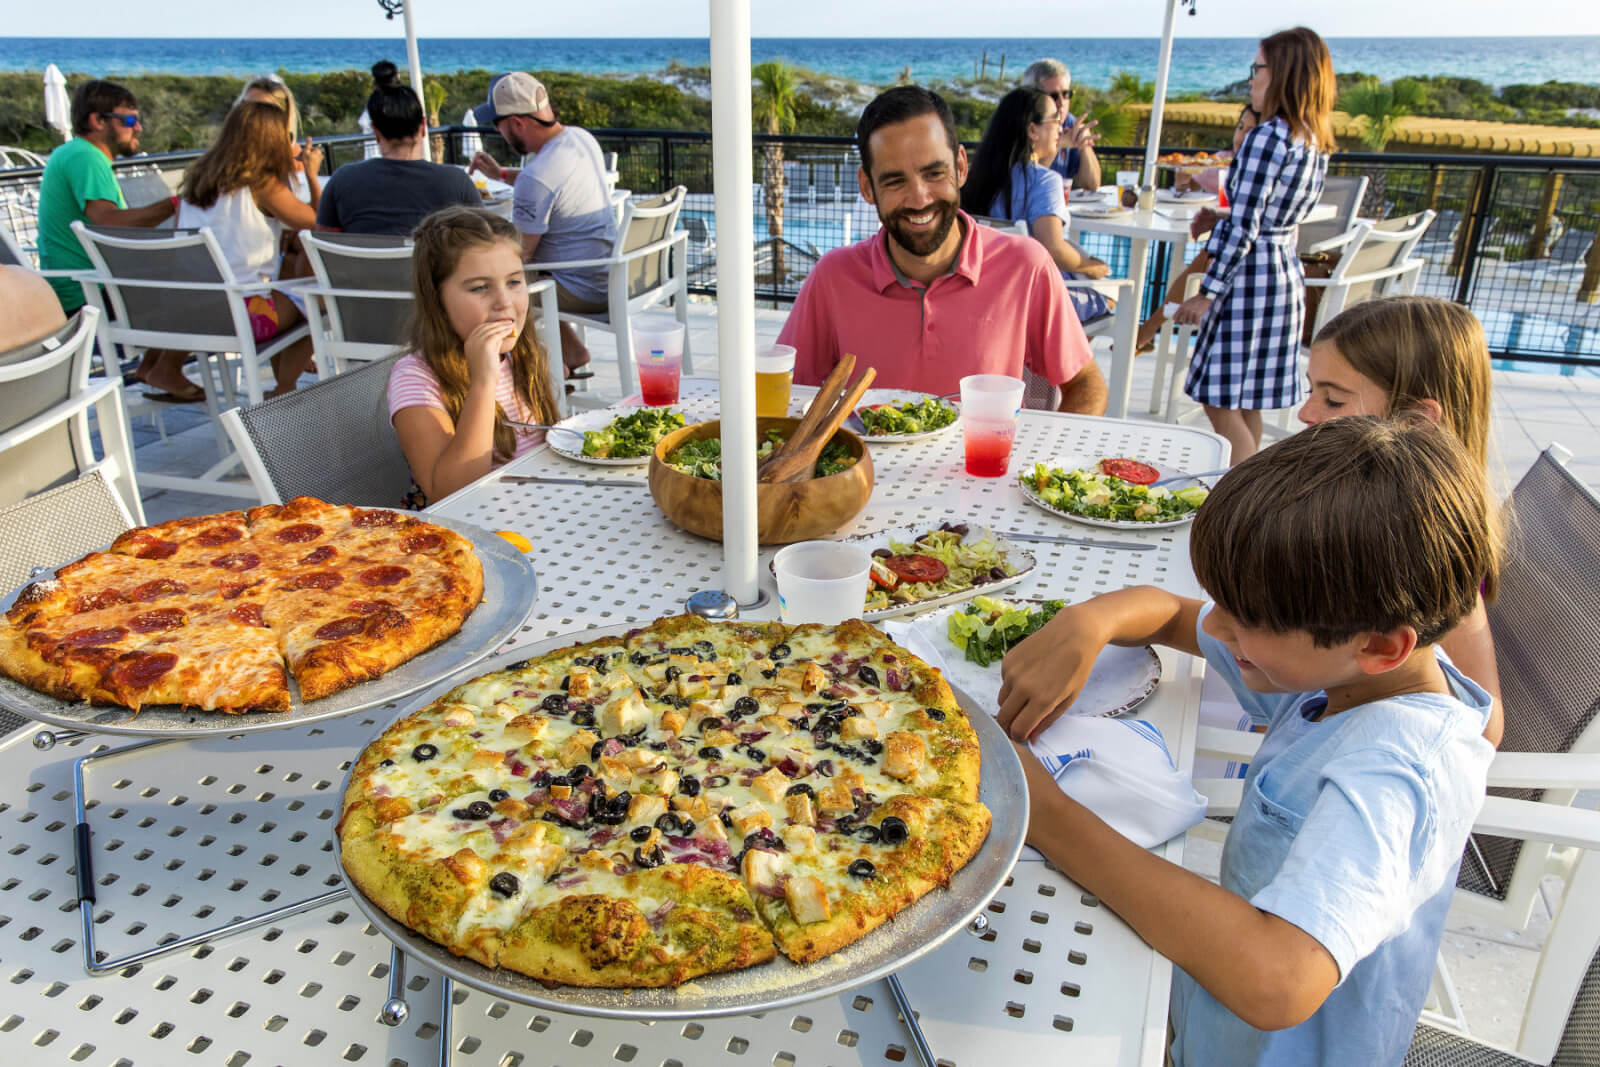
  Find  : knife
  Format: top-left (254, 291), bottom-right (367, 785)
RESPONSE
top-left (500, 475), bottom-right (643, 488)
top-left (999, 530), bottom-right (1156, 552)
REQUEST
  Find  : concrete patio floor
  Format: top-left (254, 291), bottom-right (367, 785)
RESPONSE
top-left (105, 302), bottom-right (1600, 1053)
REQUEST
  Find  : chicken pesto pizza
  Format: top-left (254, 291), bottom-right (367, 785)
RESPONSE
top-left (337, 615), bottom-right (992, 988)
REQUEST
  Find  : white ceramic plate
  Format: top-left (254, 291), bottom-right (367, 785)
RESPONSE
top-left (1017, 455), bottom-right (1206, 530)
top-left (1068, 187), bottom-right (1112, 203)
top-left (767, 522), bottom-right (1035, 621)
top-left (546, 408), bottom-right (688, 466)
top-left (1070, 202), bottom-right (1133, 218)
top-left (1157, 188), bottom-right (1216, 204)
top-left (851, 388), bottom-right (960, 445)
top-left (891, 600), bottom-right (1162, 718)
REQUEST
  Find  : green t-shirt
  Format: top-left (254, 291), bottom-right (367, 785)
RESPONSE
top-left (37, 138), bottom-right (125, 312)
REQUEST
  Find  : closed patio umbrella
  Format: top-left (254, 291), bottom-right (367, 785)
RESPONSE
top-left (44, 64), bottom-right (71, 142)
top-left (1141, 0), bottom-right (1193, 185)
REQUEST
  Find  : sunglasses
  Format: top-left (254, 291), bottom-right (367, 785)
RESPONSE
top-left (503, 113), bottom-right (557, 128)
top-left (1047, 88), bottom-right (1074, 104)
top-left (100, 112), bottom-right (142, 128)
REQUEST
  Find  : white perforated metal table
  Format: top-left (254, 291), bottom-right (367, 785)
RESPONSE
top-left (0, 385), bottom-right (1225, 1067)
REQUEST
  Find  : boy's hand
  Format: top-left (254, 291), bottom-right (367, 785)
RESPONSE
top-left (998, 606), bottom-right (1107, 741)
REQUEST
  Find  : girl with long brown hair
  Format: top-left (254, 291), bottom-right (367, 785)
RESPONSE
top-left (389, 206), bottom-right (560, 504)
top-left (178, 100), bottom-right (319, 394)
top-left (1173, 26), bottom-right (1336, 461)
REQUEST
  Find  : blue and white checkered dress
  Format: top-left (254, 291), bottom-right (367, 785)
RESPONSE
top-left (1184, 118), bottom-right (1328, 410)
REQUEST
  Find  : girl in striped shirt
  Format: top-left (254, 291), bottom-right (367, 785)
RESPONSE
top-left (389, 207), bottom-right (560, 504)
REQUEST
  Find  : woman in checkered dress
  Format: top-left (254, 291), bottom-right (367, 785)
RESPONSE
top-left (1175, 27), bottom-right (1336, 461)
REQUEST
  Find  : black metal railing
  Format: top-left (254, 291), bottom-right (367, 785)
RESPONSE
top-left (5, 130), bottom-right (1597, 370)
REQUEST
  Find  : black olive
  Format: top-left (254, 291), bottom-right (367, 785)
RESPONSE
top-left (378, 758), bottom-right (394, 767)
top-left (693, 640), bottom-right (716, 659)
top-left (488, 789), bottom-right (509, 802)
top-left (568, 764), bottom-right (592, 782)
top-left (835, 816), bottom-right (857, 835)
top-left (761, 668), bottom-right (778, 679)
top-left (608, 791), bottom-right (632, 815)
top-left (597, 811), bottom-right (626, 826)
top-left (705, 774), bottom-right (730, 788)
top-left (793, 717), bottom-right (811, 732)
top-left (634, 845), bottom-right (665, 869)
top-left (588, 790), bottom-right (608, 817)
top-left (743, 746), bottom-right (763, 762)
top-left (863, 738), bottom-right (884, 755)
top-left (771, 642), bottom-right (792, 660)
top-left (630, 650), bottom-right (649, 665)
top-left (700, 716), bottom-right (724, 730)
top-left (540, 692), bottom-right (568, 712)
top-left (589, 738), bottom-right (607, 761)
top-left (785, 783), bottom-right (815, 797)
top-left (678, 775), bottom-right (701, 797)
top-left (411, 743), bottom-right (438, 761)
top-left (871, 547), bottom-right (892, 558)
top-left (508, 658), bottom-right (531, 671)
top-left (857, 665), bottom-right (880, 687)
top-left (669, 646), bottom-right (691, 656)
top-left (648, 741), bottom-right (669, 752)
top-left (726, 672), bottom-right (742, 685)
top-left (813, 739), bottom-right (833, 752)
top-left (665, 665), bottom-right (682, 681)
top-left (571, 708), bottom-right (596, 727)
top-left (730, 848), bottom-right (746, 871)
top-left (880, 816), bottom-right (909, 846)
top-left (855, 824), bottom-right (882, 844)
top-left (665, 694), bottom-right (689, 709)
top-left (489, 872), bottom-right (520, 897)
top-left (848, 859), bottom-right (877, 879)
top-left (681, 819), bottom-right (697, 837)
top-left (990, 566), bottom-right (1007, 580)
top-left (826, 699), bottom-right (850, 713)
top-left (463, 801), bottom-right (494, 820)
top-left (630, 825), bottom-right (652, 842)
top-left (733, 696), bottom-right (759, 715)
top-left (530, 769), bottom-right (552, 789)
top-left (924, 707), bottom-right (946, 722)
top-left (698, 745), bottom-right (723, 760)
top-left (719, 810), bottom-right (734, 827)
top-left (559, 675), bottom-right (570, 691)
top-left (815, 759), bottom-right (835, 777)
top-left (655, 812), bottom-right (684, 835)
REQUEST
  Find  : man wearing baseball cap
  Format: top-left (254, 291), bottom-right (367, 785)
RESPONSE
top-left (468, 72), bottom-right (616, 378)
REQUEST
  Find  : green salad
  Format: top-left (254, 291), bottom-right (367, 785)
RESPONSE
top-left (1022, 463), bottom-right (1208, 523)
top-left (580, 408), bottom-right (685, 459)
top-left (857, 396), bottom-right (959, 436)
top-left (862, 524), bottom-right (1017, 612)
top-left (947, 596), bottom-right (1066, 668)
top-left (666, 428), bottom-right (857, 481)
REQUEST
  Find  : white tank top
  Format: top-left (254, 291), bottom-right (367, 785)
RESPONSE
top-left (178, 186), bottom-right (281, 283)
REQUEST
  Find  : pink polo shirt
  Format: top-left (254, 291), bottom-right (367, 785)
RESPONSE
top-left (777, 212), bottom-right (1092, 396)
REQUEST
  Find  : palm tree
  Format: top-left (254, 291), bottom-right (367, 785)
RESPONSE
top-left (422, 80), bottom-right (449, 165)
top-left (1339, 77), bottom-right (1425, 216)
top-left (753, 61), bottom-right (799, 288)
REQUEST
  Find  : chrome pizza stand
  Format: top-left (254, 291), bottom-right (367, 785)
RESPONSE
top-left (335, 635), bottom-right (1028, 1066)
top-left (0, 513), bottom-right (538, 976)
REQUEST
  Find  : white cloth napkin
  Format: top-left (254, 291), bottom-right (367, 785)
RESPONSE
top-left (885, 618), bottom-right (1207, 850)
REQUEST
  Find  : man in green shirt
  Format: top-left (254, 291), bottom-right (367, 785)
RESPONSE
top-left (37, 79), bottom-right (197, 399)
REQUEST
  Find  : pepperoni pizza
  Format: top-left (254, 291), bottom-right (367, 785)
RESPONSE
top-left (0, 498), bottom-right (483, 713)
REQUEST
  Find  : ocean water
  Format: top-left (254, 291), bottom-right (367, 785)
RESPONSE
top-left (2, 36), bottom-right (1597, 92)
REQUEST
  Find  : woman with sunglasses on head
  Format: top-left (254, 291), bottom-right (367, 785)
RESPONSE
top-left (1172, 27), bottom-right (1335, 462)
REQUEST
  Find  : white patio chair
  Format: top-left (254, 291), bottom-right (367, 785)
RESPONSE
top-left (0, 306), bottom-right (143, 524)
top-left (297, 232), bottom-right (416, 375)
top-left (0, 217), bottom-right (30, 266)
top-left (1304, 210), bottom-right (1436, 334)
top-left (220, 353), bottom-right (416, 507)
top-left (1506, 229), bottom-right (1595, 288)
top-left (1414, 208), bottom-right (1462, 262)
top-left (538, 185), bottom-right (692, 404)
top-left (71, 221), bottom-right (311, 498)
top-left (0, 145), bottom-right (49, 169)
top-left (1297, 174), bottom-right (1370, 256)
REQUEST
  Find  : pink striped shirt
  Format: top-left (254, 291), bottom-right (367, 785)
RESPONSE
top-left (387, 353), bottom-right (544, 461)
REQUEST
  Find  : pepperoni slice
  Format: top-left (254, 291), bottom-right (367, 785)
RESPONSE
top-left (132, 539), bottom-right (179, 560)
top-left (882, 554), bottom-right (949, 584)
top-left (61, 626), bottom-right (128, 648)
top-left (1099, 458), bottom-right (1161, 485)
top-left (229, 603), bottom-right (266, 628)
top-left (346, 599), bottom-right (394, 616)
top-left (129, 578), bottom-right (188, 602)
top-left (299, 546), bottom-right (336, 565)
top-left (358, 565), bottom-right (409, 587)
top-left (352, 510), bottom-right (398, 528)
top-left (109, 651), bottom-right (178, 689)
top-left (209, 552), bottom-right (261, 572)
top-left (275, 523), bottom-right (323, 544)
top-left (284, 571), bottom-right (341, 592)
top-left (195, 526), bottom-right (244, 546)
top-left (129, 608), bottom-right (185, 633)
top-left (314, 617), bottom-right (366, 640)
top-left (362, 608), bottom-right (409, 637)
top-left (218, 577), bottom-right (262, 600)
top-left (401, 532), bottom-right (443, 554)
top-left (71, 590), bottom-right (129, 614)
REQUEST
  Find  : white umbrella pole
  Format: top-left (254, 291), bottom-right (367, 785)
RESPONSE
top-left (402, 1), bottom-right (430, 161)
top-left (709, 0), bottom-right (759, 606)
top-left (1142, 0), bottom-right (1181, 187)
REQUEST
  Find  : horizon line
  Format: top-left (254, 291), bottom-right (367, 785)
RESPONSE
top-left (4, 32), bottom-right (1599, 41)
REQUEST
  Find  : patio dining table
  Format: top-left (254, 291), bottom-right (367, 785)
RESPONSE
top-left (0, 380), bottom-right (1226, 1067)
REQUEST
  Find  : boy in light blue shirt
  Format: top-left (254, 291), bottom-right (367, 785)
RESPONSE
top-left (998, 416), bottom-right (1499, 1065)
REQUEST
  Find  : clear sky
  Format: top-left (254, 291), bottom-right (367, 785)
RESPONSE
top-left (5, 0), bottom-right (1595, 39)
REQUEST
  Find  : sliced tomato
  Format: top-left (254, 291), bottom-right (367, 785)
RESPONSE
top-left (1099, 457), bottom-right (1160, 485)
top-left (883, 554), bottom-right (949, 584)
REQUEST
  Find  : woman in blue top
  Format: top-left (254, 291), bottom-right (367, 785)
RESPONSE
top-left (1172, 27), bottom-right (1334, 461)
top-left (962, 87), bottom-right (1113, 326)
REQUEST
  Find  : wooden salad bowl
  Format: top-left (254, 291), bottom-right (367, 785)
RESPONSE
top-left (649, 417), bottom-right (875, 545)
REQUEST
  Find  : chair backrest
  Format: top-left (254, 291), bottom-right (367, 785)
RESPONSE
top-left (971, 214), bottom-right (1030, 236)
top-left (224, 353), bottom-right (416, 507)
top-left (72, 222), bottom-right (245, 342)
top-left (1324, 210), bottom-right (1435, 313)
top-left (0, 468), bottom-right (133, 595)
top-left (684, 216), bottom-right (712, 245)
top-left (0, 218), bottom-right (27, 266)
top-left (0, 308), bottom-right (99, 508)
top-left (1297, 173), bottom-right (1370, 253)
top-left (0, 145), bottom-right (49, 168)
top-left (300, 232), bottom-right (416, 348)
top-left (1548, 229), bottom-right (1594, 265)
top-left (617, 186), bottom-right (687, 301)
top-left (1458, 448), bottom-right (1600, 904)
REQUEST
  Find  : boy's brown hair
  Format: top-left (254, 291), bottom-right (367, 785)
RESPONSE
top-left (1190, 416), bottom-right (1500, 647)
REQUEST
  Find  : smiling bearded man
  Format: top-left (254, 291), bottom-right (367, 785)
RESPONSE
top-left (777, 86), bottom-right (1105, 415)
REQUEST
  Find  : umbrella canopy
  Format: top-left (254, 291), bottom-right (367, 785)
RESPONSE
top-left (44, 63), bottom-right (71, 141)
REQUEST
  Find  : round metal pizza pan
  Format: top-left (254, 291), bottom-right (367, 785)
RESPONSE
top-left (333, 623), bottom-right (1029, 1021)
top-left (0, 512), bottom-right (537, 738)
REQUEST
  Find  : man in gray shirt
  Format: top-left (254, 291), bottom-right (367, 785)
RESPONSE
top-left (469, 72), bottom-right (616, 376)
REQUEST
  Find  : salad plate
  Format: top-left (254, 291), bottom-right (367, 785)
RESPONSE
top-left (1018, 455), bottom-right (1210, 530)
top-left (852, 389), bottom-right (960, 444)
top-left (1156, 188), bottom-right (1215, 204)
top-left (547, 407), bottom-right (687, 466)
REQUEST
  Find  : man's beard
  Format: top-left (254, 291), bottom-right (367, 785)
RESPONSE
top-left (880, 196), bottom-right (960, 258)
top-left (112, 137), bottom-right (139, 159)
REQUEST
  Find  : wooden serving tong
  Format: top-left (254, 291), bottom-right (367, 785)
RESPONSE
top-left (756, 353), bottom-right (876, 483)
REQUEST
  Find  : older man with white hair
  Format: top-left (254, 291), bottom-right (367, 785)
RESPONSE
top-left (1021, 59), bottom-right (1102, 193)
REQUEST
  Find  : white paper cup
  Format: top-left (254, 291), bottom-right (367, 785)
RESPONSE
top-left (773, 541), bottom-right (872, 625)
top-left (960, 374), bottom-right (1025, 478)
top-left (633, 315), bottom-right (686, 405)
